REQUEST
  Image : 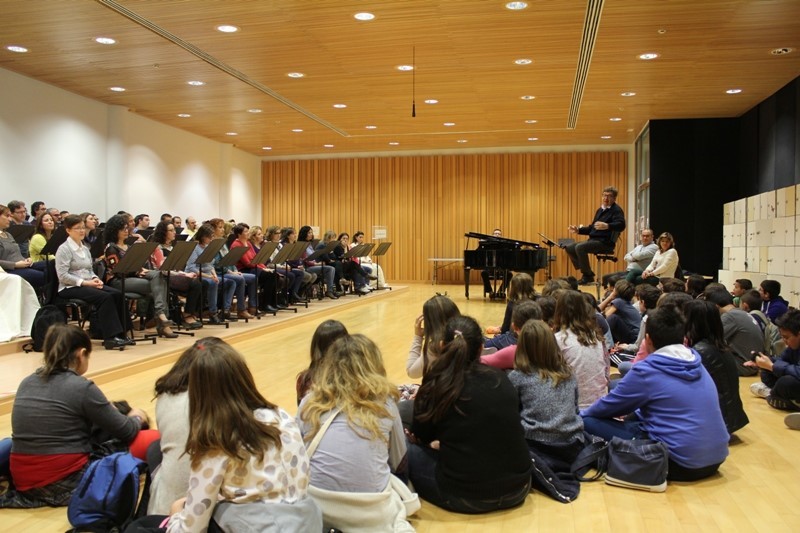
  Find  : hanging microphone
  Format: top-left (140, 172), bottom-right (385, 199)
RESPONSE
top-left (412, 102), bottom-right (416, 117)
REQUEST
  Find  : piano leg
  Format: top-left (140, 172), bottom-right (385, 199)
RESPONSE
top-left (464, 267), bottom-right (470, 299)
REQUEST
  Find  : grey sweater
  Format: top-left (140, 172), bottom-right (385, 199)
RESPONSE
top-left (11, 369), bottom-right (140, 455)
top-left (508, 370), bottom-right (584, 445)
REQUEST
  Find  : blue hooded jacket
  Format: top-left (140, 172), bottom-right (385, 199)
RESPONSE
top-left (581, 344), bottom-right (729, 469)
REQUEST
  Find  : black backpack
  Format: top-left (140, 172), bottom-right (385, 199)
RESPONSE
top-left (23, 305), bottom-right (66, 352)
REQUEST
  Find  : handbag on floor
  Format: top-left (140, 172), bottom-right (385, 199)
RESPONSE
top-left (572, 435), bottom-right (669, 492)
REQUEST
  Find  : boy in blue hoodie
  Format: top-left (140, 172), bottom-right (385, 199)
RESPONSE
top-left (581, 307), bottom-right (729, 481)
top-left (759, 279), bottom-right (789, 323)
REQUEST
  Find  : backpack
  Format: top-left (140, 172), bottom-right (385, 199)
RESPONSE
top-left (750, 310), bottom-right (786, 357)
top-left (23, 305), bottom-right (66, 353)
top-left (67, 452), bottom-right (150, 533)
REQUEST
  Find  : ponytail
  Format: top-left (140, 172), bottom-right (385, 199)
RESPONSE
top-left (38, 324), bottom-right (92, 378)
top-left (415, 315), bottom-right (483, 423)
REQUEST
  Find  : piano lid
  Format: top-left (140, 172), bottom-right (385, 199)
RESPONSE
top-left (464, 232), bottom-right (539, 249)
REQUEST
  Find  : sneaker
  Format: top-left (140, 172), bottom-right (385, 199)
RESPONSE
top-left (784, 413), bottom-right (800, 430)
top-left (358, 286), bottom-right (371, 294)
top-left (750, 382), bottom-right (771, 399)
top-left (767, 395), bottom-right (800, 411)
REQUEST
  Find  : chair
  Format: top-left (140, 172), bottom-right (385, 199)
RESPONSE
top-left (591, 233), bottom-right (622, 299)
top-left (44, 259), bottom-right (92, 330)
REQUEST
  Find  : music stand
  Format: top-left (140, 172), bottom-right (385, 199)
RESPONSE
top-left (558, 238), bottom-right (576, 277)
top-left (371, 242), bottom-right (392, 291)
top-left (108, 241), bottom-right (159, 346)
top-left (538, 232), bottom-right (558, 281)
top-left (249, 242), bottom-right (280, 316)
top-left (39, 226), bottom-right (67, 257)
top-left (158, 240), bottom-right (198, 336)
top-left (90, 235), bottom-right (106, 259)
top-left (194, 238), bottom-right (229, 327)
top-left (285, 241), bottom-right (315, 301)
top-left (216, 245), bottom-right (251, 321)
top-left (271, 242), bottom-right (304, 311)
top-left (175, 233), bottom-right (189, 242)
top-left (8, 224), bottom-right (35, 244)
top-left (306, 241), bottom-right (339, 262)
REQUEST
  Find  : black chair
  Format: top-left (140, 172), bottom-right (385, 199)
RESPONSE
top-left (591, 232), bottom-right (622, 299)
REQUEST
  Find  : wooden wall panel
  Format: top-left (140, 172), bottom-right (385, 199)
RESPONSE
top-left (262, 152), bottom-right (628, 284)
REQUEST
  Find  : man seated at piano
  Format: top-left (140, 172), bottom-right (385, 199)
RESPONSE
top-left (565, 186), bottom-right (626, 285)
top-left (481, 228), bottom-right (511, 298)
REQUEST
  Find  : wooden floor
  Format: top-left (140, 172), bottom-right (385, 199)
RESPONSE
top-left (1, 283), bottom-right (798, 532)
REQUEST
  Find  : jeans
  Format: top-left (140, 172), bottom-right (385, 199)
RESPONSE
top-left (407, 444), bottom-right (530, 514)
top-left (307, 264), bottom-right (335, 292)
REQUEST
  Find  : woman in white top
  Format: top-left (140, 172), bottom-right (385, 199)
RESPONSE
top-left (552, 290), bottom-right (609, 409)
top-left (352, 231), bottom-right (388, 288)
top-left (55, 215), bottom-right (131, 350)
top-left (627, 232), bottom-right (679, 286)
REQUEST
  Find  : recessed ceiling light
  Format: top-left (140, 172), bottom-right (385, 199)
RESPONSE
top-left (354, 12), bottom-right (375, 21)
top-left (514, 58), bottom-right (533, 65)
top-left (726, 88), bottom-right (743, 94)
top-left (216, 25), bottom-right (239, 33)
top-left (627, 128), bottom-right (634, 133)
top-left (601, 135), bottom-right (612, 139)
top-left (247, 108), bottom-right (262, 113)
top-left (443, 122), bottom-right (455, 126)
top-left (324, 144), bottom-right (335, 148)
top-left (609, 117), bottom-right (622, 122)
top-left (638, 52), bottom-right (659, 60)
top-left (287, 72), bottom-right (305, 78)
top-left (109, 86), bottom-right (126, 92)
top-left (424, 99), bottom-right (439, 104)
top-left (6, 45), bottom-right (28, 53)
top-left (365, 125), bottom-right (377, 129)
top-left (262, 146), bottom-right (272, 150)
top-left (657, 29), bottom-right (667, 35)
top-left (333, 104), bottom-right (347, 108)
top-left (226, 132), bottom-right (238, 136)
top-left (396, 65), bottom-right (414, 71)
top-left (506, 1), bottom-right (528, 10)
top-left (94, 37), bottom-right (116, 45)
top-left (528, 137), bottom-right (538, 141)
top-left (770, 47), bottom-right (794, 56)
top-left (292, 129), bottom-right (303, 133)
top-left (621, 91), bottom-right (636, 97)
top-left (520, 95), bottom-right (536, 100)
top-left (457, 140), bottom-right (468, 143)
top-left (524, 119), bottom-right (538, 124)
top-left (177, 113), bottom-right (191, 118)
top-left (389, 142), bottom-right (399, 146)
top-left (187, 80), bottom-right (205, 86)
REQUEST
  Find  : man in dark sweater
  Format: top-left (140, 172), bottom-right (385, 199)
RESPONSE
top-left (565, 186), bottom-right (626, 285)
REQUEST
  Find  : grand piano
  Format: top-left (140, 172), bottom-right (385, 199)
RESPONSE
top-left (463, 232), bottom-right (548, 299)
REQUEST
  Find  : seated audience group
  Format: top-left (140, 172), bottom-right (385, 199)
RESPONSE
top-left (2, 203), bottom-right (800, 528)
top-left (1, 199), bottom-right (389, 346)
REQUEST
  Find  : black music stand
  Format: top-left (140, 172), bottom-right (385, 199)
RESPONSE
top-left (250, 242), bottom-right (280, 316)
top-left (90, 235), bottom-right (106, 259)
top-left (39, 226), bottom-right (67, 257)
top-left (158, 240), bottom-right (198, 336)
top-left (108, 241), bottom-right (159, 346)
top-left (271, 242), bottom-right (304, 311)
top-left (343, 243), bottom-right (375, 295)
top-left (8, 224), bottom-right (35, 244)
top-left (371, 242), bottom-right (392, 291)
top-left (216, 245), bottom-right (251, 321)
top-left (285, 241), bottom-right (314, 301)
top-left (39, 227), bottom-right (68, 304)
top-left (558, 238), bottom-right (576, 277)
top-left (538, 232), bottom-right (558, 281)
top-left (193, 238), bottom-right (229, 328)
top-left (306, 241), bottom-right (339, 262)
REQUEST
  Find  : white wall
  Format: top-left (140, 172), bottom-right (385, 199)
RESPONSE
top-left (0, 68), bottom-right (261, 223)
